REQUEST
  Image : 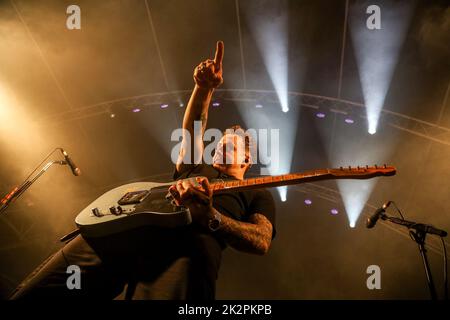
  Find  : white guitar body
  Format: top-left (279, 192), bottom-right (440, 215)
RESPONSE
top-left (75, 181), bottom-right (191, 238)
top-left (74, 165), bottom-right (396, 238)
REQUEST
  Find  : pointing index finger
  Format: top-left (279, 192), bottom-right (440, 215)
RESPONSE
top-left (213, 41), bottom-right (224, 70)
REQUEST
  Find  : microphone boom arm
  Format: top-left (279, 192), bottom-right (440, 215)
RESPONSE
top-left (377, 211), bottom-right (447, 300)
top-left (0, 160), bottom-right (67, 215)
top-left (380, 214), bottom-right (447, 237)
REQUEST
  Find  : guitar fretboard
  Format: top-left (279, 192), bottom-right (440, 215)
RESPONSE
top-left (210, 170), bottom-right (332, 193)
top-left (209, 165), bottom-right (396, 193)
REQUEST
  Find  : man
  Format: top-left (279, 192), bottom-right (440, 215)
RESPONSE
top-left (171, 40), bottom-right (275, 254)
top-left (10, 41), bottom-right (276, 300)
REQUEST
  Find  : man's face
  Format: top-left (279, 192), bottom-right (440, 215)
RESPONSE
top-left (212, 133), bottom-right (249, 167)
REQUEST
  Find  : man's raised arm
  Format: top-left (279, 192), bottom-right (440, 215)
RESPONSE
top-left (176, 41), bottom-right (224, 174)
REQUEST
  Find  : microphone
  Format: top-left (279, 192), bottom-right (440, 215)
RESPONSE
top-left (60, 149), bottom-right (81, 176)
top-left (366, 201), bottom-right (391, 229)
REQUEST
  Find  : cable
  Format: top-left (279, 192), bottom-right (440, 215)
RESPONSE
top-left (1, 148), bottom-right (64, 214)
top-left (390, 201), bottom-right (447, 300)
top-left (21, 147), bottom-right (62, 183)
top-left (441, 237), bottom-right (448, 300)
top-left (390, 201), bottom-right (405, 220)
top-left (395, 200), bottom-right (448, 300)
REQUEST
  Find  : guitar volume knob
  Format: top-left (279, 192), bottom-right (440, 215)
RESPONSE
top-left (109, 206), bottom-right (123, 215)
top-left (91, 207), bottom-right (102, 217)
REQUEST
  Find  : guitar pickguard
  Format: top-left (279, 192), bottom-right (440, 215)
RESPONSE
top-left (118, 190), bottom-right (150, 205)
top-left (133, 186), bottom-right (183, 214)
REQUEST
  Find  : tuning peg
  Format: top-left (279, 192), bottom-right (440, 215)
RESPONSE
top-left (340, 166), bottom-right (343, 170)
top-left (374, 164), bottom-right (378, 169)
top-left (348, 166), bottom-right (352, 170)
top-left (384, 164), bottom-right (387, 168)
top-left (366, 165), bottom-right (369, 169)
top-left (357, 165), bottom-right (360, 170)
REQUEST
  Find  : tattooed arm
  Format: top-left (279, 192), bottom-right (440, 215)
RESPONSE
top-left (176, 86), bottom-right (213, 174)
top-left (170, 176), bottom-right (274, 256)
top-left (215, 210), bottom-right (273, 255)
top-left (176, 41), bottom-right (224, 174)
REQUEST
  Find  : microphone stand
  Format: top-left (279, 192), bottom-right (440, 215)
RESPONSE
top-left (0, 160), bottom-right (68, 215)
top-left (379, 213), bottom-right (448, 300)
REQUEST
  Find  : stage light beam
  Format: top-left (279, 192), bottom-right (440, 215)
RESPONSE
top-left (349, 1), bottom-right (414, 135)
top-left (243, 0), bottom-right (289, 113)
top-left (279, 187), bottom-right (287, 202)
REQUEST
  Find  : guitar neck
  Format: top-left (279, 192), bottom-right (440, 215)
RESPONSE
top-left (210, 170), bottom-right (332, 194)
top-left (210, 166), bottom-right (396, 193)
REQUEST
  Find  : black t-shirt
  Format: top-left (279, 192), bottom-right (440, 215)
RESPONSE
top-left (106, 164), bottom-right (276, 296)
top-left (173, 164), bottom-right (277, 242)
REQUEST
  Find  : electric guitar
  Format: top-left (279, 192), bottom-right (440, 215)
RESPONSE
top-left (75, 165), bottom-right (396, 237)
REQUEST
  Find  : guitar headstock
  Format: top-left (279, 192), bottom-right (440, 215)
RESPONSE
top-left (329, 165), bottom-right (396, 178)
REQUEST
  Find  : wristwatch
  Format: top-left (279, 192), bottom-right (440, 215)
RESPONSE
top-left (208, 211), bottom-right (222, 232)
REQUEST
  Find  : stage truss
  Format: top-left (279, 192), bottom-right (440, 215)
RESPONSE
top-left (3, 90), bottom-right (449, 255)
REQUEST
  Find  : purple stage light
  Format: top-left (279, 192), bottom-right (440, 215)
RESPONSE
top-left (345, 118), bottom-right (354, 124)
top-left (132, 108), bottom-right (141, 113)
top-left (316, 112), bottom-right (326, 118)
top-left (160, 104), bottom-right (169, 109)
top-left (212, 102), bottom-right (220, 107)
top-left (304, 199), bottom-right (312, 205)
top-left (330, 208), bottom-right (339, 215)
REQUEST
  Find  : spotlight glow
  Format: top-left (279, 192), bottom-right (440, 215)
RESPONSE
top-left (255, 104), bottom-right (263, 109)
top-left (238, 100), bottom-right (298, 204)
top-left (330, 208), bottom-right (339, 215)
top-left (244, 0), bottom-right (288, 112)
top-left (212, 102), bottom-right (220, 107)
top-left (160, 104), bottom-right (169, 109)
top-left (337, 179), bottom-right (376, 229)
top-left (280, 187), bottom-right (287, 202)
top-left (304, 199), bottom-right (312, 205)
top-left (237, 0), bottom-right (295, 204)
top-left (0, 84), bottom-right (45, 162)
top-left (349, 1), bottom-right (413, 135)
top-left (132, 108), bottom-right (141, 113)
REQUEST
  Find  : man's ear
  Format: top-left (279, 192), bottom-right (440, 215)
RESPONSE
top-left (242, 153), bottom-right (251, 168)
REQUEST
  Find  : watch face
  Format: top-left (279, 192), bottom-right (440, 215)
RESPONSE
top-left (209, 218), bottom-right (220, 231)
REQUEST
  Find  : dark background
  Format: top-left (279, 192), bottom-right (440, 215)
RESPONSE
top-left (0, 0), bottom-right (449, 299)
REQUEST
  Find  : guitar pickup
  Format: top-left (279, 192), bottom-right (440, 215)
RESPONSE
top-left (118, 190), bottom-right (150, 205)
